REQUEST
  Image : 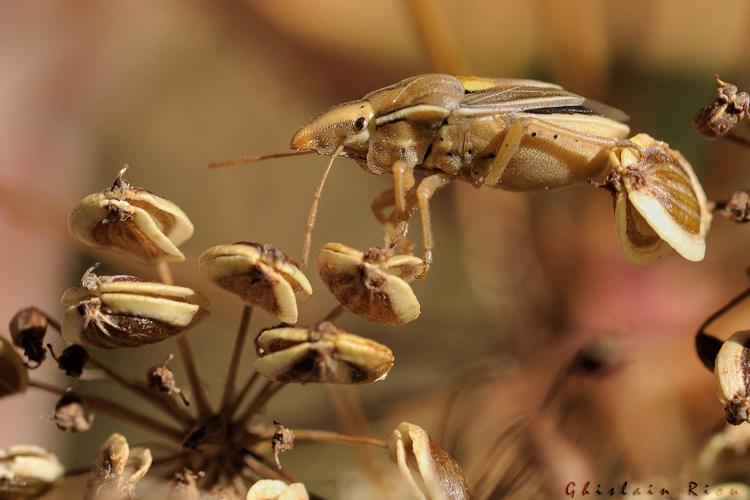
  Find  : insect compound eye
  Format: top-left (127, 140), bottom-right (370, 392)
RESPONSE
top-left (354, 117), bottom-right (366, 131)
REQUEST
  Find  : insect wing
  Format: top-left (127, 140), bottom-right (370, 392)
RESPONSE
top-left (458, 84), bottom-right (587, 115)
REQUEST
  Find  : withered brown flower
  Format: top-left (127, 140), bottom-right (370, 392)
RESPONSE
top-left (51, 390), bottom-right (94, 433)
top-left (69, 167), bottom-right (194, 263)
top-left (255, 322), bottom-right (394, 384)
top-left (85, 433), bottom-right (152, 500)
top-left (61, 265), bottom-right (209, 348)
top-left (317, 243), bottom-right (422, 325)
top-left (9, 307), bottom-right (48, 367)
top-left (200, 243), bottom-right (312, 324)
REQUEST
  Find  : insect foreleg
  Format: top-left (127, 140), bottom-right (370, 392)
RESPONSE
top-left (392, 160), bottom-right (416, 217)
top-left (416, 173), bottom-right (452, 279)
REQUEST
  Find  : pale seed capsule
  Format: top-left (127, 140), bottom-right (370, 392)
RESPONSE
top-left (85, 433), bottom-right (152, 500)
top-left (317, 243), bottom-right (422, 326)
top-left (715, 331), bottom-right (750, 425)
top-left (608, 134), bottom-right (711, 265)
top-left (387, 422), bottom-right (470, 500)
top-left (246, 480), bottom-right (309, 500)
top-left (61, 265), bottom-right (209, 348)
top-left (9, 307), bottom-right (48, 367)
top-left (51, 390), bottom-right (94, 433)
top-left (199, 243), bottom-right (312, 324)
top-left (0, 337), bottom-right (28, 398)
top-left (254, 321), bottom-right (394, 384)
top-left (69, 167), bottom-right (193, 263)
top-left (0, 445), bottom-right (64, 499)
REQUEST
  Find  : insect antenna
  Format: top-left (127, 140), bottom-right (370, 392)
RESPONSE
top-left (301, 144), bottom-right (344, 268)
top-left (208, 150), bottom-right (315, 168)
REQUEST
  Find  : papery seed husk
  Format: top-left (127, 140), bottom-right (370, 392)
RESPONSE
top-left (85, 433), bottom-right (152, 500)
top-left (246, 480), bottom-right (309, 500)
top-left (0, 337), bottom-right (28, 398)
top-left (612, 134), bottom-right (710, 264)
top-left (387, 422), bottom-right (470, 500)
top-left (255, 323), bottom-right (394, 384)
top-left (0, 445), bottom-right (64, 498)
top-left (69, 172), bottom-right (193, 263)
top-left (317, 243), bottom-right (421, 326)
top-left (715, 331), bottom-right (750, 425)
top-left (199, 243), bottom-right (312, 324)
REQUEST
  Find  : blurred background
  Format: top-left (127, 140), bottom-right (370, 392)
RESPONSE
top-left (2, 0), bottom-right (750, 497)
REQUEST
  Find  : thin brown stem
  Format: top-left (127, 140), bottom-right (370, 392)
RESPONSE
top-left (86, 356), bottom-right (193, 426)
top-left (29, 379), bottom-right (183, 442)
top-left (258, 428), bottom-right (387, 449)
top-left (470, 417), bottom-right (528, 496)
top-left (403, 0), bottom-right (469, 74)
top-left (221, 305), bottom-right (253, 411)
top-left (236, 381), bottom-right (284, 424)
top-left (229, 371), bottom-right (260, 416)
top-left (695, 286), bottom-right (750, 370)
top-left (322, 304), bottom-right (345, 323)
top-left (156, 260), bottom-right (212, 418)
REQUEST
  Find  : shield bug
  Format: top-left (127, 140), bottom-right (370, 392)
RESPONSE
top-left (213, 74), bottom-right (637, 274)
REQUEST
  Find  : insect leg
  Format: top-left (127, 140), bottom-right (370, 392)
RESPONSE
top-left (415, 173), bottom-right (452, 279)
top-left (370, 187), bottom-right (395, 225)
top-left (483, 116), bottom-right (636, 187)
top-left (392, 160), bottom-right (416, 218)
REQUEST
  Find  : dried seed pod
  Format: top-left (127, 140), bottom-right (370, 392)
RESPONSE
top-left (271, 421), bottom-right (294, 469)
top-left (69, 167), bottom-right (193, 263)
top-left (48, 344), bottom-right (89, 377)
top-left (0, 445), bottom-right (64, 498)
top-left (246, 480), bottom-right (309, 500)
top-left (199, 243), bottom-right (312, 324)
top-left (61, 265), bottom-right (209, 348)
top-left (51, 390), bottom-right (93, 433)
top-left (147, 354), bottom-right (189, 406)
top-left (85, 433), bottom-right (152, 500)
top-left (167, 469), bottom-right (202, 500)
top-left (608, 134), bottom-right (711, 265)
top-left (0, 337), bottom-right (28, 398)
top-left (9, 307), bottom-right (48, 367)
top-left (718, 191), bottom-right (750, 223)
top-left (255, 321), bottom-right (393, 384)
top-left (387, 422), bottom-right (470, 500)
top-left (317, 243), bottom-right (422, 325)
top-left (694, 75), bottom-right (750, 138)
top-left (715, 331), bottom-right (750, 425)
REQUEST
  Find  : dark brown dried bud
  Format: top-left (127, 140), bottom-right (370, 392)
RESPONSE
top-left (167, 469), bottom-right (202, 500)
top-left (183, 415), bottom-right (229, 454)
top-left (147, 354), bottom-right (189, 406)
top-left (694, 76), bottom-right (750, 138)
top-left (85, 433), bottom-right (152, 500)
top-left (0, 337), bottom-right (27, 398)
top-left (51, 390), bottom-right (93, 433)
top-left (48, 344), bottom-right (89, 378)
top-left (271, 421), bottom-right (295, 469)
top-left (9, 307), bottom-right (48, 367)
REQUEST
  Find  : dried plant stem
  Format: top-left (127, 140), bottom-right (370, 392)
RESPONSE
top-left (221, 305), bottom-right (253, 410)
top-left (403, 0), bottom-right (469, 74)
top-left (322, 304), bottom-right (345, 322)
top-left (470, 419), bottom-right (528, 498)
top-left (156, 259), bottom-right (212, 418)
top-left (29, 379), bottom-right (183, 442)
top-left (244, 454), bottom-right (294, 482)
top-left (237, 380), bottom-right (284, 423)
top-left (695, 286), bottom-right (750, 370)
top-left (86, 355), bottom-right (193, 426)
top-left (260, 428), bottom-right (387, 449)
top-left (229, 371), bottom-right (260, 416)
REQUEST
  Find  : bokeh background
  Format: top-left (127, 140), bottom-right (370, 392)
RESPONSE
top-left (2, 0), bottom-right (750, 497)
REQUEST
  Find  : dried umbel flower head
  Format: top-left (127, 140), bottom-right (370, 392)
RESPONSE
top-left (255, 321), bottom-right (394, 384)
top-left (0, 337), bottom-right (28, 398)
top-left (246, 480), bottom-right (309, 500)
top-left (51, 390), bottom-right (93, 433)
top-left (0, 445), bottom-right (64, 498)
top-left (387, 422), bottom-right (470, 500)
top-left (715, 331), bottom-right (750, 425)
top-left (317, 243), bottom-right (422, 326)
top-left (61, 265), bottom-right (209, 348)
top-left (69, 167), bottom-right (193, 263)
top-left (608, 134), bottom-right (711, 264)
top-left (85, 433), bottom-right (152, 500)
top-left (694, 75), bottom-right (750, 138)
top-left (199, 243), bottom-right (312, 324)
top-left (9, 307), bottom-right (48, 367)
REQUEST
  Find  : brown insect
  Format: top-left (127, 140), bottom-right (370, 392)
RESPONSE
top-left (214, 73), bottom-right (637, 276)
